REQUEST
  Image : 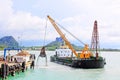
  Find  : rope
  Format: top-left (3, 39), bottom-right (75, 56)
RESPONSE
top-left (43, 18), bottom-right (48, 46)
top-left (36, 18), bottom-right (48, 66)
top-left (44, 18), bottom-right (47, 66)
top-left (56, 22), bottom-right (85, 45)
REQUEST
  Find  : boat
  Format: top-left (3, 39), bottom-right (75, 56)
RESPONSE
top-left (47, 15), bottom-right (106, 68)
top-left (50, 43), bottom-right (105, 68)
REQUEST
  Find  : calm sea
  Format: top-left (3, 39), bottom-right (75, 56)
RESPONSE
top-left (0, 51), bottom-right (120, 80)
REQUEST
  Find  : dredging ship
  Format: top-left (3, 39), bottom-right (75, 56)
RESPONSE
top-left (47, 15), bottom-right (106, 68)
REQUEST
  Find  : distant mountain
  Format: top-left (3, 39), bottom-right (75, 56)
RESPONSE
top-left (46, 37), bottom-right (82, 50)
top-left (46, 40), bottom-right (62, 49)
top-left (0, 36), bottom-right (19, 48)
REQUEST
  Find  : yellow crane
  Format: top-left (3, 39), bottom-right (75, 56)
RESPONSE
top-left (47, 15), bottom-right (92, 58)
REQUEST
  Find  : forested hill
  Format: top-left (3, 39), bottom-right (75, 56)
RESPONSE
top-left (46, 37), bottom-right (82, 51)
top-left (0, 36), bottom-right (19, 49)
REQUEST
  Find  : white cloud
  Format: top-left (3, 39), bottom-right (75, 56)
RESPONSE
top-left (0, 0), bottom-right (47, 41)
top-left (0, 0), bottom-right (120, 48)
top-left (60, 15), bottom-right (120, 48)
top-left (0, 0), bottom-right (13, 20)
top-left (59, 0), bottom-right (120, 48)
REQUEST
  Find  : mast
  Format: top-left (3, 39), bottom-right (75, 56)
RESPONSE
top-left (91, 20), bottom-right (100, 59)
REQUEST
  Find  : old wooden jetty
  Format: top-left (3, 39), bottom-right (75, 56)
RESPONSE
top-left (0, 61), bottom-right (26, 79)
top-left (0, 48), bottom-right (35, 79)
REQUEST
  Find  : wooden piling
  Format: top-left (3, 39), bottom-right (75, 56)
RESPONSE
top-left (0, 60), bottom-right (33, 79)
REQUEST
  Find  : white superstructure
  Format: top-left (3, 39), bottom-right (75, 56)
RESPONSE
top-left (55, 45), bottom-right (72, 57)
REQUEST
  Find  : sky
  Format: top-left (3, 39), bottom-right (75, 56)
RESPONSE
top-left (0, 0), bottom-right (120, 49)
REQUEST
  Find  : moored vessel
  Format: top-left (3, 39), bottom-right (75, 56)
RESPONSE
top-left (50, 44), bottom-right (105, 68)
top-left (48, 15), bottom-right (106, 68)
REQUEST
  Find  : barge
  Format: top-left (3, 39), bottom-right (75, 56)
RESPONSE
top-left (50, 45), bottom-right (105, 68)
top-left (47, 15), bottom-right (106, 69)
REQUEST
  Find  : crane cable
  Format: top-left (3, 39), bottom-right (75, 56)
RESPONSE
top-left (44, 18), bottom-right (48, 66)
top-left (43, 18), bottom-right (48, 46)
top-left (36, 18), bottom-right (48, 66)
top-left (55, 21), bottom-right (85, 45)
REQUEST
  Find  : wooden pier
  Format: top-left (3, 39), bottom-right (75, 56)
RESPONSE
top-left (0, 61), bottom-right (33, 80)
top-left (0, 48), bottom-right (36, 80)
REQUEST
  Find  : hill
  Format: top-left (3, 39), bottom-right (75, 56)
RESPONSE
top-left (46, 37), bottom-right (82, 51)
top-left (0, 36), bottom-right (19, 49)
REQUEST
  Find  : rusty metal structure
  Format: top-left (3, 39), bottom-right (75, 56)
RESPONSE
top-left (91, 20), bottom-right (100, 59)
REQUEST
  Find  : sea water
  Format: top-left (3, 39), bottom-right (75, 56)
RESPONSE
top-left (0, 51), bottom-right (120, 80)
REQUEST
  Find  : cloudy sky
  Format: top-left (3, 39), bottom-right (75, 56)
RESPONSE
top-left (0, 0), bottom-right (120, 49)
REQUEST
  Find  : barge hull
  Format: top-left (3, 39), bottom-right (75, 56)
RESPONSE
top-left (50, 56), bottom-right (105, 69)
top-left (71, 59), bottom-right (105, 68)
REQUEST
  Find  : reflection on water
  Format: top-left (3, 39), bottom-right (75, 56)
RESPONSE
top-left (0, 51), bottom-right (120, 80)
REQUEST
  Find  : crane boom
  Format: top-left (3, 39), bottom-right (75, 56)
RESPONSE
top-left (47, 15), bottom-right (78, 57)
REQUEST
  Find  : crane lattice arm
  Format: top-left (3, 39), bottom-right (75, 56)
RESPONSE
top-left (47, 15), bottom-right (78, 57)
